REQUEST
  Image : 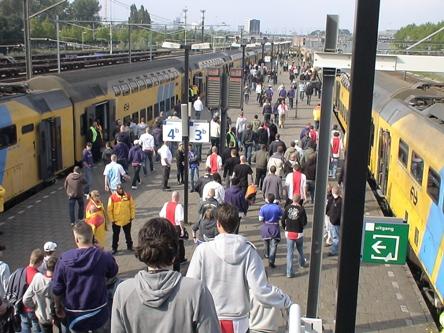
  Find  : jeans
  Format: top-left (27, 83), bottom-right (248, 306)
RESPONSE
top-left (286, 237), bottom-right (305, 276)
top-left (329, 157), bottom-right (339, 178)
top-left (112, 222), bottom-right (133, 251)
top-left (306, 179), bottom-right (316, 203)
top-left (330, 224), bottom-right (340, 255)
top-left (195, 111), bottom-right (201, 119)
top-left (263, 238), bottom-right (279, 265)
top-left (83, 167), bottom-right (92, 195)
top-left (190, 167), bottom-right (199, 191)
top-left (289, 97), bottom-right (294, 109)
top-left (306, 94), bottom-right (312, 105)
top-left (177, 164), bottom-right (184, 183)
top-left (162, 165), bottom-right (170, 189)
top-left (210, 137), bottom-right (219, 148)
top-left (255, 168), bottom-right (266, 188)
top-left (244, 144), bottom-right (253, 164)
top-left (20, 312), bottom-right (41, 333)
top-left (299, 91), bottom-right (305, 100)
top-left (143, 150), bottom-right (154, 175)
top-left (131, 165), bottom-right (141, 187)
top-left (68, 197), bottom-right (84, 224)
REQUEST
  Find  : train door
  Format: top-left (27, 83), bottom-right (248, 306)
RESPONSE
top-left (38, 117), bottom-right (62, 180)
top-left (193, 73), bottom-right (204, 98)
top-left (84, 100), bottom-right (115, 143)
top-left (377, 129), bottom-right (391, 195)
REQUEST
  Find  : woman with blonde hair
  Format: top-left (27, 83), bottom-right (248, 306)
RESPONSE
top-left (85, 190), bottom-right (107, 247)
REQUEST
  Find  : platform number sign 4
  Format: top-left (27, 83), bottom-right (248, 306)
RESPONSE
top-left (162, 120), bottom-right (182, 142)
top-left (190, 121), bottom-right (210, 143)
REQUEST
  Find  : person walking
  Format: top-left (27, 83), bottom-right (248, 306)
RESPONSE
top-left (281, 194), bottom-right (308, 278)
top-left (267, 146), bottom-right (285, 178)
top-left (159, 192), bottom-right (186, 271)
top-left (235, 112), bottom-right (247, 150)
top-left (85, 190), bottom-right (108, 248)
top-left (259, 194), bottom-right (283, 269)
top-left (114, 138), bottom-right (129, 173)
top-left (176, 143), bottom-right (185, 185)
top-left (193, 96), bottom-right (204, 119)
top-left (223, 148), bottom-right (240, 188)
top-left (224, 177), bottom-right (249, 227)
top-left (139, 127), bottom-right (155, 175)
top-left (53, 222), bottom-right (118, 333)
top-left (82, 143), bottom-right (94, 195)
top-left (128, 140), bottom-right (144, 190)
top-left (107, 184), bottom-right (135, 255)
top-left (158, 141), bottom-right (173, 191)
top-left (210, 116), bottom-right (221, 148)
top-left (284, 164), bottom-right (307, 206)
top-left (329, 131), bottom-right (343, 179)
top-left (252, 144), bottom-right (269, 189)
top-left (206, 146), bottom-right (222, 175)
top-left (233, 156), bottom-right (254, 196)
top-left (241, 124), bottom-right (254, 165)
top-left (277, 100), bottom-right (288, 129)
top-left (111, 218), bottom-right (220, 333)
top-left (195, 168), bottom-right (213, 199)
top-left (88, 121), bottom-right (101, 163)
top-left (326, 185), bottom-right (342, 257)
top-left (262, 166), bottom-right (283, 202)
top-left (104, 154), bottom-right (130, 193)
top-left (64, 166), bottom-right (86, 226)
top-left (189, 144), bottom-right (200, 192)
top-left (202, 173), bottom-right (225, 204)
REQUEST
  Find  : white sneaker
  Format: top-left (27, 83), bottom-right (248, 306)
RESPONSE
top-left (131, 186), bottom-right (137, 190)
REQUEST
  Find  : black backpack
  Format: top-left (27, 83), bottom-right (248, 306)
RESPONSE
top-left (5, 267), bottom-right (28, 315)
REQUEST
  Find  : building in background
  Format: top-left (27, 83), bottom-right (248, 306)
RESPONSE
top-left (244, 19), bottom-right (260, 36)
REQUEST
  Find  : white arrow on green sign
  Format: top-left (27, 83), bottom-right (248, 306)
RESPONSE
top-left (362, 217), bottom-right (409, 265)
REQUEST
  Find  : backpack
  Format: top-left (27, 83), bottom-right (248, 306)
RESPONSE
top-left (5, 267), bottom-right (28, 315)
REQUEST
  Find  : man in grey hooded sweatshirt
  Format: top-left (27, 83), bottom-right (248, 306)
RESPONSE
top-left (187, 204), bottom-right (292, 332)
top-left (111, 218), bottom-right (220, 333)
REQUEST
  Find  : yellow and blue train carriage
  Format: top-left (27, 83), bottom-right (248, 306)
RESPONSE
top-left (0, 89), bottom-right (74, 203)
top-left (334, 71), bottom-right (444, 311)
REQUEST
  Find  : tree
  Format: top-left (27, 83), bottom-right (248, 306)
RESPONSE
top-left (69, 0), bottom-right (101, 22)
top-left (129, 4), bottom-right (151, 25)
top-left (394, 21), bottom-right (444, 51)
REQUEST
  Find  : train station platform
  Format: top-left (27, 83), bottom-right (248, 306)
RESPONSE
top-left (0, 69), bottom-right (437, 332)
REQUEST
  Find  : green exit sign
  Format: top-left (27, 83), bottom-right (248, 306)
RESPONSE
top-left (362, 218), bottom-right (409, 265)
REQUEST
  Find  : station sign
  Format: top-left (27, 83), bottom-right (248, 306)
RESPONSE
top-left (189, 121), bottom-right (210, 143)
top-left (362, 217), bottom-right (409, 265)
top-left (162, 120), bottom-right (182, 142)
top-left (264, 56), bottom-right (271, 63)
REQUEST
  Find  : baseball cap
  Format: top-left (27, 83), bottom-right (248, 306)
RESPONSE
top-left (43, 241), bottom-right (57, 252)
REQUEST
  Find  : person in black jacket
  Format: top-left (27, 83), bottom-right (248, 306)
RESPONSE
top-left (281, 194), bottom-right (308, 278)
top-left (176, 144), bottom-right (185, 184)
top-left (326, 185), bottom-right (342, 256)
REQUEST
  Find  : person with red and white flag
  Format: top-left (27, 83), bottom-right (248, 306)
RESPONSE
top-left (284, 164), bottom-right (307, 206)
top-left (206, 146), bottom-right (222, 175)
top-left (329, 131), bottom-right (343, 179)
top-left (159, 191), bottom-right (186, 271)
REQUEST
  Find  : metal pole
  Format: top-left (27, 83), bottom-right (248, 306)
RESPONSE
top-left (271, 42), bottom-right (274, 71)
top-left (128, 19), bottom-right (132, 63)
top-left (183, 45), bottom-right (190, 225)
top-left (149, 30), bottom-right (153, 61)
top-left (183, 8), bottom-right (188, 46)
top-left (306, 14), bottom-right (339, 318)
top-left (56, 15), bottom-right (61, 74)
top-left (335, 1), bottom-right (380, 331)
top-left (261, 42), bottom-right (265, 62)
top-left (109, 0), bottom-right (113, 54)
top-left (201, 10), bottom-right (205, 42)
top-left (219, 72), bottom-right (228, 154)
top-left (23, 0), bottom-right (32, 80)
top-left (241, 44), bottom-right (246, 111)
top-left (82, 32), bottom-right (84, 51)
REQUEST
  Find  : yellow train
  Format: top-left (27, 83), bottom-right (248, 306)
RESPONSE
top-left (0, 48), bottom-right (269, 207)
top-left (335, 71), bottom-right (444, 313)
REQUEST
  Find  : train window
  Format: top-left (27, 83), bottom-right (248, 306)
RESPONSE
top-left (137, 79), bottom-right (146, 90)
top-left (129, 81), bottom-right (138, 93)
top-left (154, 103), bottom-right (159, 118)
top-left (120, 83), bottom-right (130, 96)
top-left (0, 125), bottom-right (17, 149)
top-left (112, 85), bottom-right (121, 96)
top-left (21, 124), bottom-right (34, 134)
top-left (410, 151), bottom-right (424, 184)
top-left (132, 112), bottom-right (139, 123)
top-left (398, 139), bottom-right (409, 167)
top-left (140, 108), bottom-right (146, 122)
top-left (147, 106), bottom-right (153, 121)
top-left (166, 98), bottom-right (171, 112)
top-left (427, 168), bottom-right (440, 205)
top-left (170, 97), bottom-right (175, 109)
top-left (145, 78), bottom-right (153, 88)
top-left (160, 101), bottom-right (165, 113)
top-left (151, 76), bottom-right (159, 86)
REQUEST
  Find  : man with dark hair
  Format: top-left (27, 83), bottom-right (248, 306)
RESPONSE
top-left (187, 204), bottom-right (292, 331)
top-left (262, 166), bottom-right (283, 201)
top-left (269, 134), bottom-right (287, 157)
top-left (195, 167), bottom-right (213, 199)
top-left (111, 218), bottom-right (220, 333)
top-left (259, 194), bottom-right (283, 268)
top-left (224, 177), bottom-right (249, 227)
top-left (53, 222), bottom-right (118, 333)
top-left (64, 166), bottom-right (87, 226)
top-left (223, 148), bottom-right (240, 188)
top-left (252, 144), bottom-right (269, 189)
top-left (233, 155), bottom-right (253, 195)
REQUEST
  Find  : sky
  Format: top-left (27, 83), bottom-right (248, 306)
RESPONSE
top-left (102, 0), bottom-right (443, 34)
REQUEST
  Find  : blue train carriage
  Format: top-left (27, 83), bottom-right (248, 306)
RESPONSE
top-left (0, 88), bottom-right (74, 208)
top-left (370, 85), bottom-right (444, 311)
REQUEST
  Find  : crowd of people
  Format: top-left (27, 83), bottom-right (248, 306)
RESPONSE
top-left (0, 56), bottom-right (346, 333)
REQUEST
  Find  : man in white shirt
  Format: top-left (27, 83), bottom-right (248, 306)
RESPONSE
top-left (235, 112), bottom-right (247, 149)
top-left (210, 117), bottom-right (221, 148)
top-left (104, 154), bottom-right (130, 192)
top-left (138, 127), bottom-right (155, 175)
top-left (159, 191), bottom-right (186, 270)
top-left (202, 173), bottom-right (225, 204)
top-left (193, 96), bottom-right (204, 119)
top-left (157, 141), bottom-right (172, 191)
top-left (284, 164), bottom-right (307, 206)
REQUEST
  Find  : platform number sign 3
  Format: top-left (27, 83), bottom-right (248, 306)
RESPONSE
top-left (162, 120), bottom-right (182, 142)
top-left (190, 121), bottom-right (210, 143)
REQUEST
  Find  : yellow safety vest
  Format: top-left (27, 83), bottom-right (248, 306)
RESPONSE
top-left (90, 126), bottom-right (97, 142)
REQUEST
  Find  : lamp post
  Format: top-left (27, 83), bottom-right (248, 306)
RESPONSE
top-left (183, 8), bottom-right (188, 45)
top-left (82, 31), bottom-right (86, 51)
top-left (23, 0), bottom-right (67, 80)
top-left (162, 41), bottom-right (210, 224)
top-left (200, 10), bottom-right (205, 42)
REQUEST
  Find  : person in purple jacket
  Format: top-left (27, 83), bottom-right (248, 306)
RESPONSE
top-left (224, 177), bottom-right (249, 234)
top-left (128, 140), bottom-right (145, 190)
top-left (53, 221), bottom-right (118, 333)
top-left (259, 193), bottom-right (284, 268)
top-left (113, 138), bottom-right (129, 172)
